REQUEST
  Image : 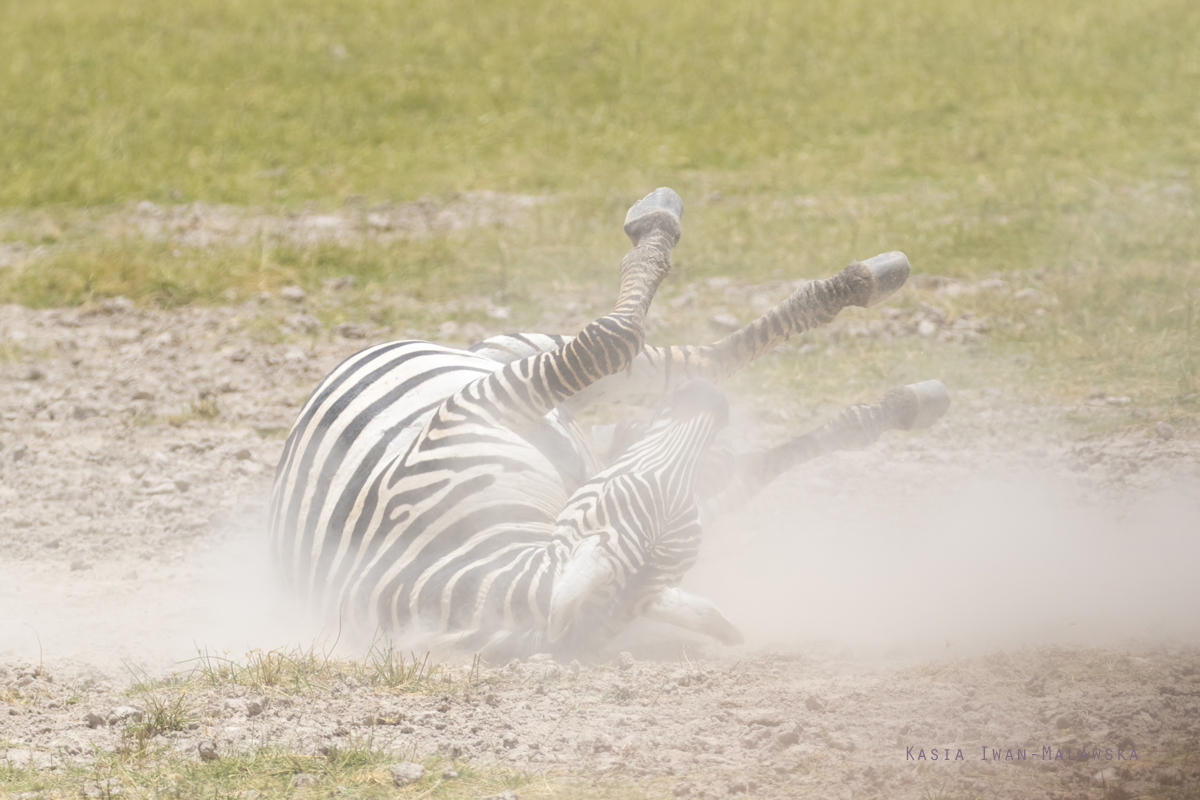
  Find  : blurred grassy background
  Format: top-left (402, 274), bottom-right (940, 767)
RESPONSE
top-left (1, 0), bottom-right (1197, 417)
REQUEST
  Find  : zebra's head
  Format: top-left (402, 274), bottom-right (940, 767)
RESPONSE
top-left (546, 380), bottom-right (729, 650)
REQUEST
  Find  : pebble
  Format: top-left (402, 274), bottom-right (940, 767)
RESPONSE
top-left (618, 651), bottom-right (635, 670)
top-left (390, 762), bottom-right (425, 786)
top-left (709, 312), bottom-right (741, 331)
top-left (280, 286), bottom-right (308, 303)
top-left (198, 740), bottom-right (218, 761)
top-left (1155, 421), bottom-right (1175, 440)
top-left (290, 774), bottom-right (320, 787)
top-left (918, 319), bottom-right (938, 338)
top-left (1156, 767), bottom-right (1183, 786)
top-left (335, 322), bottom-right (368, 339)
top-left (805, 695), bottom-right (826, 711)
top-left (108, 706), bottom-right (142, 724)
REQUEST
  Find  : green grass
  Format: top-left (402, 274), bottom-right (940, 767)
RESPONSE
top-left (1, 0), bottom-right (1197, 423)
top-left (159, 643), bottom-right (472, 695)
top-left (0, 744), bottom-right (657, 800)
top-left (0, 649), bottom-right (660, 800)
top-left (2, 0), bottom-right (1197, 206)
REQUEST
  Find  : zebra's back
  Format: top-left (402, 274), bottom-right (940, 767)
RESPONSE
top-left (269, 336), bottom-right (592, 643)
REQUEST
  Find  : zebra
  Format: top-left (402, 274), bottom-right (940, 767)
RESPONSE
top-left (268, 187), bottom-right (950, 659)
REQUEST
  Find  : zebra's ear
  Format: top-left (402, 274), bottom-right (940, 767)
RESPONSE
top-left (547, 537), bottom-right (614, 643)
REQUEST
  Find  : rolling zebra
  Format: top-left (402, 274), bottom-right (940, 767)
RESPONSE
top-left (269, 188), bottom-right (950, 659)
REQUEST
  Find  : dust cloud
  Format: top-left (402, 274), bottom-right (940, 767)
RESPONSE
top-left (0, 511), bottom-right (325, 673)
top-left (688, 466), bottom-right (1200, 658)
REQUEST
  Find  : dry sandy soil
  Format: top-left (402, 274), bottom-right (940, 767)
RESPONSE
top-left (2, 290), bottom-right (1199, 799)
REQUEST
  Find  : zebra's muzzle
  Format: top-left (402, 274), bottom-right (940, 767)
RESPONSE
top-left (547, 536), bottom-right (614, 643)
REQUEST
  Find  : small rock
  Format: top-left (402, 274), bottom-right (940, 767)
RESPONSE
top-left (709, 312), bottom-right (741, 331)
top-left (85, 711), bottom-right (106, 728)
top-left (101, 296), bottom-right (135, 314)
top-left (481, 792), bottom-right (520, 800)
top-left (1155, 422), bottom-right (1175, 440)
top-left (617, 651), bottom-right (635, 671)
top-left (109, 706), bottom-right (142, 725)
top-left (22, 367), bottom-right (45, 381)
top-left (284, 313), bottom-right (320, 334)
top-left (805, 695), bottom-right (826, 712)
top-left (234, 448), bottom-right (253, 461)
top-left (441, 767), bottom-right (459, 780)
top-left (1106, 396), bottom-right (1132, 406)
top-left (131, 390), bottom-right (155, 401)
top-left (280, 285), bottom-right (308, 303)
top-left (290, 774), bottom-right (320, 787)
top-left (224, 698), bottom-right (249, 716)
top-left (777, 726), bottom-right (801, 747)
top-left (1156, 767), bottom-right (1183, 786)
top-left (70, 561), bottom-right (92, 572)
top-left (146, 481), bottom-right (177, 495)
top-left (335, 322), bottom-right (368, 340)
top-left (198, 740), bottom-right (218, 761)
top-left (44, 539), bottom-right (60, 549)
top-left (673, 785), bottom-right (692, 797)
top-left (173, 479), bottom-right (192, 493)
top-left (918, 319), bottom-right (938, 338)
top-left (323, 275), bottom-right (356, 292)
top-left (390, 762), bottom-right (425, 786)
top-left (246, 699), bottom-right (264, 717)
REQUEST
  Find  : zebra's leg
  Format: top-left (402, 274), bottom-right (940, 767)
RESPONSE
top-left (701, 379), bottom-right (951, 518)
top-left (566, 251), bottom-right (912, 410)
top-left (447, 188), bottom-right (684, 427)
top-left (546, 380), bottom-right (732, 650)
top-left (640, 586), bottom-right (744, 645)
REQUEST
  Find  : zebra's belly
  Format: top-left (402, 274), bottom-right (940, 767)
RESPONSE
top-left (270, 340), bottom-right (587, 637)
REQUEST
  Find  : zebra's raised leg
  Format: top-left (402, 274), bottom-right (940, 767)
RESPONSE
top-left (449, 187), bottom-right (684, 428)
top-left (566, 251), bottom-right (913, 410)
top-left (701, 379), bottom-right (951, 518)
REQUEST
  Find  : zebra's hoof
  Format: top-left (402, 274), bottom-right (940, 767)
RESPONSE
top-left (624, 187), bottom-right (683, 245)
top-left (862, 251), bottom-right (911, 306)
top-left (905, 379), bottom-right (950, 428)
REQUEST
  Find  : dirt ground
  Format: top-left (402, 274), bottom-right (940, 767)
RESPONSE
top-left (2, 293), bottom-right (1199, 799)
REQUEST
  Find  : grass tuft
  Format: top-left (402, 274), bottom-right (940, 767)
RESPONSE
top-left (185, 643), bottom-right (462, 694)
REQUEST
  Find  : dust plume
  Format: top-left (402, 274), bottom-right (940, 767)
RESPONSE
top-left (687, 464), bottom-right (1200, 657)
